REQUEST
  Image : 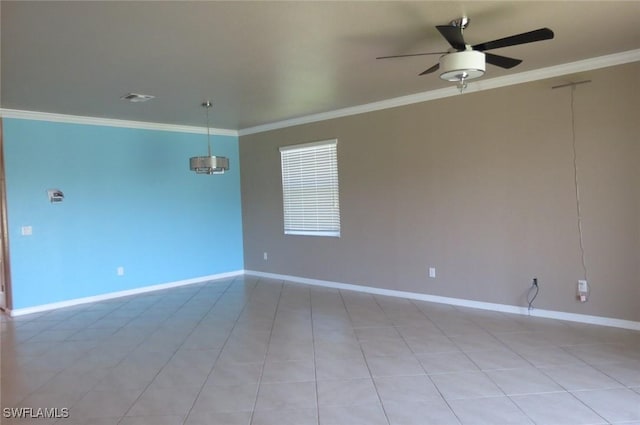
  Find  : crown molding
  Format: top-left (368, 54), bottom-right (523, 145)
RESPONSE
top-left (0, 108), bottom-right (239, 137)
top-left (239, 49), bottom-right (640, 136)
top-left (2, 50), bottom-right (638, 138)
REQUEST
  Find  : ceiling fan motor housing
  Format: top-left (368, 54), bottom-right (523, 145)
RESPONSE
top-left (439, 50), bottom-right (486, 81)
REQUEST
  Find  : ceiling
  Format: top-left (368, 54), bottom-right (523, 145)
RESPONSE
top-left (2, 1), bottom-right (639, 132)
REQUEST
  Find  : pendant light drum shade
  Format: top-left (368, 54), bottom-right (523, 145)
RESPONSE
top-left (190, 155), bottom-right (229, 175)
top-left (439, 50), bottom-right (486, 82)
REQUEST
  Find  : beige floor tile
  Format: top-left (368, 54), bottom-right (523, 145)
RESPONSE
top-left (266, 340), bottom-right (314, 362)
top-left (541, 363), bottom-right (624, 390)
top-left (571, 388), bottom-right (640, 423)
top-left (383, 399), bottom-right (460, 425)
top-left (184, 410), bottom-right (252, 425)
top-left (511, 392), bottom-right (607, 424)
top-left (374, 375), bottom-right (441, 403)
top-left (191, 383), bottom-right (258, 413)
top-left (595, 360), bottom-right (640, 387)
top-left (119, 416), bottom-right (184, 425)
top-left (430, 371), bottom-right (504, 400)
top-left (485, 367), bottom-right (564, 395)
top-left (464, 348), bottom-right (531, 370)
top-left (94, 364), bottom-right (160, 391)
top-left (366, 354), bottom-right (425, 377)
top-left (404, 334), bottom-right (461, 354)
top-left (126, 384), bottom-right (201, 417)
top-left (449, 396), bottom-right (534, 425)
top-left (69, 389), bottom-right (143, 420)
top-left (55, 418), bottom-right (121, 425)
top-left (251, 407), bottom-right (318, 425)
top-left (360, 337), bottom-right (414, 358)
top-left (3, 277), bottom-right (640, 425)
top-left (261, 359), bottom-right (316, 383)
top-left (254, 381), bottom-right (317, 411)
top-left (317, 378), bottom-right (379, 406)
top-left (418, 351), bottom-right (479, 374)
top-left (514, 346), bottom-right (584, 367)
top-left (319, 402), bottom-right (388, 425)
top-left (315, 355), bottom-right (371, 380)
top-left (151, 363), bottom-right (210, 388)
top-left (354, 326), bottom-right (401, 341)
top-left (206, 361), bottom-right (263, 386)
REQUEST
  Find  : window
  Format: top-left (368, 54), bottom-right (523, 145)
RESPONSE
top-left (280, 139), bottom-right (340, 237)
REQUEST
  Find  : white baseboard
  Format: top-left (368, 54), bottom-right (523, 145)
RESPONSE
top-left (10, 269), bottom-right (640, 331)
top-left (8, 270), bottom-right (244, 317)
top-left (246, 270), bottom-right (640, 331)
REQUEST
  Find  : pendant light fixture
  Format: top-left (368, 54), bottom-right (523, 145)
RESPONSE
top-left (189, 101), bottom-right (229, 175)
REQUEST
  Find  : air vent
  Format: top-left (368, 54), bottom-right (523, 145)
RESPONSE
top-left (120, 93), bottom-right (155, 103)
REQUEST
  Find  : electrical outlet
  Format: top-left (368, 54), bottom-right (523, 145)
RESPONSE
top-left (21, 225), bottom-right (33, 236)
top-left (263, 252), bottom-right (268, 261)
top-left (578, 280), bottom-right (588, 293)
top-left (117, 266), bottom-right (125, 276)
top-left (428, 267), bottom-right (436, 278)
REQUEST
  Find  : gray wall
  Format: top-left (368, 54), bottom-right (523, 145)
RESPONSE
top-left (240, 62), bottom-right (640, 322)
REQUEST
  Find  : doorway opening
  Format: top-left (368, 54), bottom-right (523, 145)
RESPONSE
top-left (0, 118), bottom-right (12, 312)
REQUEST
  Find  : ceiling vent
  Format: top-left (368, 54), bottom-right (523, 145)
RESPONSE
top-left (120, 93), bottom-right (155, 103)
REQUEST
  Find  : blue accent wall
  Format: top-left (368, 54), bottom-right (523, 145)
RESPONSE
top-left (3, 118), bottom-right (243, 309)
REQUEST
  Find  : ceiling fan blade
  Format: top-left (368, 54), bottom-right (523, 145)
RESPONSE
top-left (484, 52), bottom-right (522, 69)
top-left (436, 25), bottom-right (466, 50)
top-left (376, 52), bottom-right (446, 60)
top-left (472, 28), bottom-right (554, 51)
top-left (419, 63), bottom-right (440, 76)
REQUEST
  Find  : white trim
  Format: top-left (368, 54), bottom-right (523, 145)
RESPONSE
top-left (8, 270), bottom-right (244, 317)
top-left (0, 108), bottom-right (239, 137)
top-left (284, 230), bottom-right (340, 237)
top-left (8, 269), bottom-right (640, 330)
top-left (245, 270), bottom-right (640, 331)
top-left (239, 49), bottom-right (640, 136)
top-left (279, 139), bottom-right (337, 152)
top-left (2, 50), bottom-right (638, 138)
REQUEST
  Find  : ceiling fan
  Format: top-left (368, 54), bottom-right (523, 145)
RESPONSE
top-left (377, 17), bottom-right (554, 91)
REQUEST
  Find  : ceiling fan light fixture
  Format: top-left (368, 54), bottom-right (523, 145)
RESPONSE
top-left (189, 101), bottom-right (229, 175)
top-left (439, 50), bottom-right (486, 82)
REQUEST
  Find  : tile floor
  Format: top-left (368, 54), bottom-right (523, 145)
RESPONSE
top-left (2, 276), bottom-right (640, 425)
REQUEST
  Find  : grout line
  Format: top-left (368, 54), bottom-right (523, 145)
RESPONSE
top-left (309, 285), bottom-right (321, 425)
top-left (156, 277), bottom-right (248, 424)
top-left (118, 279), bottom-right (235, 423)
top-left (247, 277), bottom-right (284, 425)
top-left (338, 290), bottom-right (392, 425)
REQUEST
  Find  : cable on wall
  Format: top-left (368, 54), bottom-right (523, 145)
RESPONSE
top-left (527, 278), bottom-right (539, 314)
top-left (552, 80), bottom-right (592, 298)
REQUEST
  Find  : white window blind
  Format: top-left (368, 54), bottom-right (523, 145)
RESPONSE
top-left (280, 139), bottom-right (340, 237)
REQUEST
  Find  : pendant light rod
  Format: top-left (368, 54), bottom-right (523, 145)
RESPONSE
top-left (203, 101), bottom-right (213, 157)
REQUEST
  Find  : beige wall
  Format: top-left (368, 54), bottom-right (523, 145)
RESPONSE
top-left (240, 62), bottom-right (640, 322)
